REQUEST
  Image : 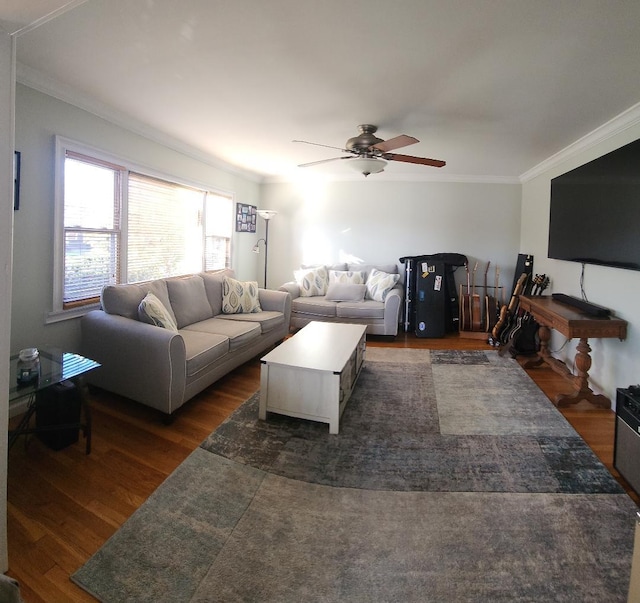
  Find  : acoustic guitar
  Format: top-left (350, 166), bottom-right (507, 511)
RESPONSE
top-left (485, 263), bottom-right (498, 333)
top-left (471, 262), bottom-right (482, 331)
top-left (460, 262), bottom-right (472, 331)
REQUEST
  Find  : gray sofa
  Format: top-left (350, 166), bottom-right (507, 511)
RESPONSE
top-left (81, 269), bottom-right (291, 417)
top-left (279, 263), bottom-right (403, 336)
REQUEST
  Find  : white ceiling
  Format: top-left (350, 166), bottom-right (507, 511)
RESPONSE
top-left (6, 0), bottom-right (640, 181)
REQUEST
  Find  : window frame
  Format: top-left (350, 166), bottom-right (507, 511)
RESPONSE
top-left (50, 136), bottom-right (235, 323)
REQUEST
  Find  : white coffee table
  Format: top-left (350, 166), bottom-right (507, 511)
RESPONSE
top-left (259, 321), bottom-right (367, 434)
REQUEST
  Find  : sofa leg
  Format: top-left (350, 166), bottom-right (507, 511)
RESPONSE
top-left (162, 412), bottom-right (175, 425)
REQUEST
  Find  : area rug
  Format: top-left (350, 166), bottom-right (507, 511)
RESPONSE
top-left (72, 348), bottom-right (637, 602)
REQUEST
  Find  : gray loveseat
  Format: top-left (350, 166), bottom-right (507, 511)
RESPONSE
top-left (279, 263), bottom-right (403, 336)
top-left (81, 269), bottom-right (291, 418)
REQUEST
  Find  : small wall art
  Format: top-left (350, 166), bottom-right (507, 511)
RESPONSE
top-left (235, 203), bottom-right (257, 232)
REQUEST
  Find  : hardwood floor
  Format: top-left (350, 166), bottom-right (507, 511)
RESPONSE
top-left (7, 333), bottom-right (638, 602)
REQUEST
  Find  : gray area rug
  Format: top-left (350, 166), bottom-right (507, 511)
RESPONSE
top-left (73, 349), bottom-right (637, 602)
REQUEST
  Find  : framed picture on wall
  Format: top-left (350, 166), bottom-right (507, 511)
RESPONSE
top-left (235, 203), bottom-right (257, 232)
top-left (14, 151), bottom-right (21, 211)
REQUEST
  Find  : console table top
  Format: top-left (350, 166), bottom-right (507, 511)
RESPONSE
top-left (519, 295), bottom-right (627, 340)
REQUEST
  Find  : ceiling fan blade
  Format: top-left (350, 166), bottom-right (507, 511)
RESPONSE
top-left (298, 156), bottom-right (353, 168)
top-left (385, 153), bottom-right (446, 168)
top-left (372, 135), bottom-right (419, 152)
top-left (293, 140), bottom-right (348, 152)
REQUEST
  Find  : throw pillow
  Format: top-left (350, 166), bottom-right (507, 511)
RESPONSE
top-left (328, 270), bottom-right (366, 285)
top-left (222, 276), bottom-right (262, 314)
top-left (366, 268), bottom-right (400, 302)
top-left (138, 292), bottom-right (178, 331)
top-left (325, 283), bottom-right (367, 302)
top-left (294, 266), bottom-right (329, 297)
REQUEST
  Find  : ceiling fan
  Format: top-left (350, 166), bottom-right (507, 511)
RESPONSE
top-left (293, 124), bottom-right (446, 176)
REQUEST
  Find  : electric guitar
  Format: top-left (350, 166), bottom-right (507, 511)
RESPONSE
top-left (490, 272), bottom-right (528, 347)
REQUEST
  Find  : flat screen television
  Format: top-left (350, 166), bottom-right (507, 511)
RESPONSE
top-left (548, 137), bottom-right (640, 271)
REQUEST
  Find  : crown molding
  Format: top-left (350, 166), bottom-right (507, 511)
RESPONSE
top-left (520, 101), bottom-right (640, 183)
top-left (16, 62), bottom-right (265, 183)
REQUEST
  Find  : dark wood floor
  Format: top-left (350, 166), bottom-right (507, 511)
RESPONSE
top-left (7, 333), bottom-right (638, 602)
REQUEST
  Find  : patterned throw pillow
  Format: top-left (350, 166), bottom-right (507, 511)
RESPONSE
top-left (138, 292), bottom-right (178, 331)
top-left (328, 270), bottom-right (366, 285)
top-left (294, 266), bottom-right (329, 297)
top-left (222, 276), bottom-right (262, 314)
top-left (366, 268), bottom-right (400, 302)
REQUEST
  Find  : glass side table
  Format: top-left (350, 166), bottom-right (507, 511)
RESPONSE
top-left (9, 347), bottom-right (100, 454)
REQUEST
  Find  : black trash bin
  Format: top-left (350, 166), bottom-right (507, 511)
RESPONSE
top-left (35, 380), bottom-right (81, 450)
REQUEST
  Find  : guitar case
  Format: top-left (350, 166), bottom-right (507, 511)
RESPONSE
top-left (400, 253), bottom-right (467, 336)
top-left (414, 260), bottom-right (446, 338)
top-left (508, 318), bottom-right (540, 356)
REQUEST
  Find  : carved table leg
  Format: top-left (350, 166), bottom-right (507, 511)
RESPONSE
top-left (555, 337), bottom-right (610, 408)
top-left (522, 324), bottom-right (549, 369)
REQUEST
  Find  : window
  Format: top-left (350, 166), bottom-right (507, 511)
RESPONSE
top-left (53, 138), bottom-right (233, 318)
top-left (62, 152), bottom-right (122, 308)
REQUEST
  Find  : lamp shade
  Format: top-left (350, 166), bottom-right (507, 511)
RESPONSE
top-left (257, 209), bottom-right (277, 220)
top-left (349, 157), bottom-right (387, 177)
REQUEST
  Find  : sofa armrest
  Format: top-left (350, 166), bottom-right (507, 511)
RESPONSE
top-left (81, 310), bottom-right (187, 414)
top-left (259, 288), bottom-right (292, 325)
top-left (383, 286), bottom-right (404, 336)
top-left (278, 281), bottom-right (300, 299)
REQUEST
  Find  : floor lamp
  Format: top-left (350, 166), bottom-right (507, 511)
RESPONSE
top-left (252, 210), bottom-right (277, 288)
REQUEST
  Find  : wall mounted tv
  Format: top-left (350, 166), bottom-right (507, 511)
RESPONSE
top-left (548, 137), bottom-right (640, 272)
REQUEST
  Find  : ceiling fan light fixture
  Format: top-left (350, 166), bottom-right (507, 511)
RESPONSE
top-left (349, 157), bottom-right (387, 177)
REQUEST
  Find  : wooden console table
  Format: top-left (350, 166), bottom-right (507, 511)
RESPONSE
top-left (518, 295), bottom-right (627, 409)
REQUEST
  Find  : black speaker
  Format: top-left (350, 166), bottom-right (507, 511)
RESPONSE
top-left (510, 253), bottom-right (534, 296)
top-left (614, 387), bottom-right (640, 496)
top-left (35, 380), bottom-right (81, 450)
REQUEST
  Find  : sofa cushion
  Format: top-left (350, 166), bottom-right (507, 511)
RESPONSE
top-left (294, 266), bottom-right (329, 297)
top-left (325, 283), bottom-right (367, 302)
top-left (328, 270), bottom-right (366, 285)
top-left (336, 299), bottom-right (385, 320)
top-left (101, 283), bottom-right (144, 319)
top-left (348, 263), bottom-right (399, 280)
top-left (101, 280), bottom-right (176, 324)
top-left (183, 317), bottom-right (261, 350)
top-left (217, 311), bottom-right (285, 333)
top-left (366, 268), bottom-right (401, 302)
top-left (166, 275), bottom-right (213, 328)
top-left (137, 292), bottom-right (178, 331)
top-left (179, 330), bottom-right (230, 377)
top-left (201, 269), bottom-right (234, 316)
top-left (222, 276), bottom-right (262, 314)
top-left (291, 296), bottom-right (337, 318)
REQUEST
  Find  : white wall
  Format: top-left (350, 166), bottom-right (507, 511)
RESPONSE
top-left (521, 123), bottom-right (640, 403)
top-left (260, 178), bottom-right (523, 299)
top-left (12, 84), bottom-right (263, 353)
top-left (0, 27), bottom-right (14, 573)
